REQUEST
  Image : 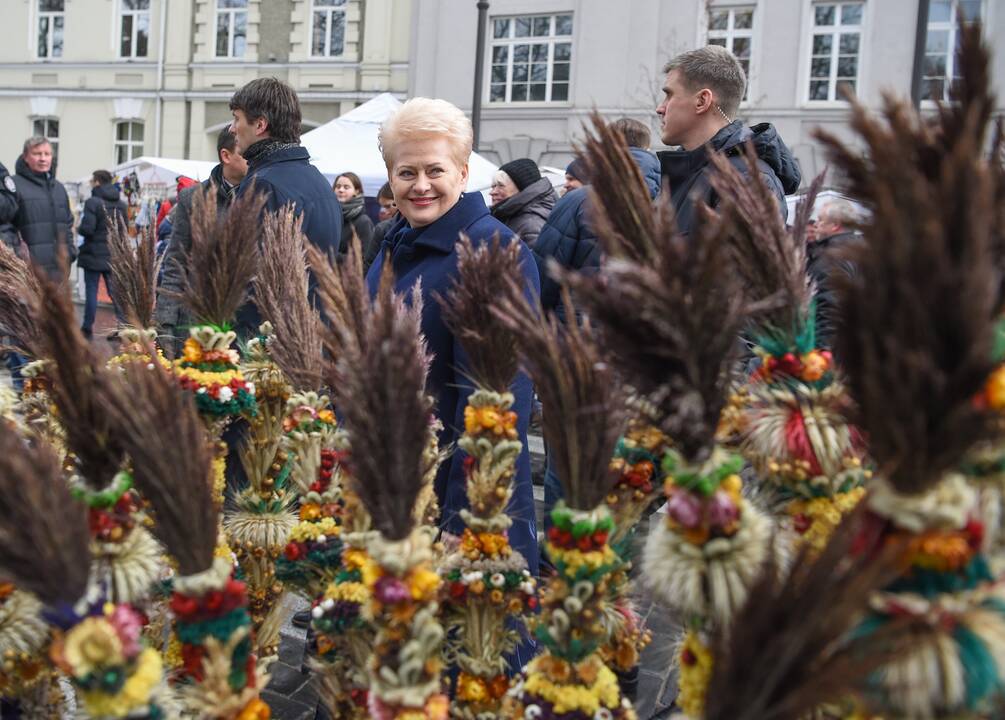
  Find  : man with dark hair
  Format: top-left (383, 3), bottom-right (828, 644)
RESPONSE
top-left (154, 127), bottom-right (248, 356)
top-left (12, 136), bottom-right (75, 280)
top-left (78, 169), bottom-right (128, 339)
top-left (656, 45), bottom-right (801, 235)
top-left (228, 77), bottom-right (341, 271)
top-left (366, 181), bottom-right (397, 271)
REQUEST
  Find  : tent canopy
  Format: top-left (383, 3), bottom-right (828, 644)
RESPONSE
top-left (301, 93), bottom-right (499, 196)
top-left (79, 156), bottom-right (217, 187)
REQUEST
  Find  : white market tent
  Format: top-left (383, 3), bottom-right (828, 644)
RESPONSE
top-left (301, 93), bottom-right (499, 196)
top-left (78, 156), bottom-right (217, 187)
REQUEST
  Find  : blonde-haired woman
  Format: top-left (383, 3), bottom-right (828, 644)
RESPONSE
top-left (369, 97), bottom-right (541, 582)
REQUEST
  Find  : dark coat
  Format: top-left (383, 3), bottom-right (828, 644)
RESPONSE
top-left (238, 143), bottom-right (342, 259)
top-left (235, 143), bottom-right (343, 339)
top-left (367, 215), bottom-right (397, 271)
top-left (490, 176), bottom-right (558, 244)
top-left (365, 192), bottom-right (541, 575)
top-left (154, 163), bottom-right (235, 346)
top-left (629, 147), bottom-right (662, 200)
top-left (807, 230), bottom-right (860, 349)
top-left (0, 162), bottom-right (19, 250)
top-left (339, 195), bottom-right (375, 261)
top-left (658, 121), bottom-right (801, 236)
top-left (77, 183), bottom-right (128, 272)
top-left (12, 156), bottom-right (74, 280)
top-left (529, 186), bottom-right (599, 320)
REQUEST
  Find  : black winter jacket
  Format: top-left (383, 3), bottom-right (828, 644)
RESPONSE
top-left (77, 182), bottom-right (128, 272)
top-left (154, 163), bottom-right (235, 346)
top-left (339, 195), bottom-right (375, 261)
top-left (807, 230), bottom-right (860, 349)
top-left (12, 156), bottom-right (74, 280)
top-left (491, 177), bottom-right (558, 244)
top-left (658, 121), bottom-right (801, 236)
top-left (0, 162), bottom-right (19, 250)
top-left (529, 186), bottom-right (599, 321)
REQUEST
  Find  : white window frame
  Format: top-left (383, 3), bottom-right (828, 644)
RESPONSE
top-left (31, 117), bottom-right (59, 156)
top-left (36, 0), bottom-right (65, 60)
top-left (114, 121), bottom-right (144, 164)
top-left (309, 0), bottom-right (348, 58)
top-left (805, 1), bottom-right (865, 104)
top-left (921, 0), bottom-right (985, 104)
top-left (214, 0), bottom-right (248, 59)
top-left (705, 5), bottom-right (756, 103)
top-left (487, 12), bottom-right (574, 105)
top-left (119, 0), bottom-right (151, 59)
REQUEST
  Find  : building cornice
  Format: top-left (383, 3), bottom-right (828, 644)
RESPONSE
top-left (0, 88), bottom-right (406, 101)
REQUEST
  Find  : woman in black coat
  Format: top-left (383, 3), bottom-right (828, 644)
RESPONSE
top-left (77, 170), bottom-right (127, 337)
top-left (332, 171), bottom-right (374, 262)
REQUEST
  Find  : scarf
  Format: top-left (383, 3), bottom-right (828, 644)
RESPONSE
top-left (242, 138), bottom-right (300, 167)
top-left (340, 194), bottom-right (366, 222)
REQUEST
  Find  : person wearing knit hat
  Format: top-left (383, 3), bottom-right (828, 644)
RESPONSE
top-left (564, 157), bottom-right (589, 195)
top-left (489, 157), bottom-right (557, 245)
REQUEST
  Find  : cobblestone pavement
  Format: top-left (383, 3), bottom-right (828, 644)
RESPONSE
top-left (4, 302), bottom-right (680, 719)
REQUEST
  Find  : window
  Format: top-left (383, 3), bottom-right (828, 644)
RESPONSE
top-left (489, 13), bottom-right (573, 103)
top-left (120, 0), bottom-right (151, 58)
top-left (32, 117), bottom-right (59, 157)
top-left (808, 2), bottom-right (863, 102)
top-left (707, 7), bottom-right (754, 101)
top-left (310, 0), bottom-right (347, 57)
top-left (215, 0), bottom-right (247, 58)
top-left (37, 0), bottom-right (65, 59)
top-left (923, 0), bottom-right (983, 102)
top-left (115, 121), bottom-right (144, 164)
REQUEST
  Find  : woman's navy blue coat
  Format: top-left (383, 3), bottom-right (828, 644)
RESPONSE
top-left (366, 192), bottom-right (541, 575)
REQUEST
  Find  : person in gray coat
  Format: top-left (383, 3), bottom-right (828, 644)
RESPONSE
top-left (12, 136), bottom-right (74, 281)
top-left (489, 158), bottom-right (557, 245)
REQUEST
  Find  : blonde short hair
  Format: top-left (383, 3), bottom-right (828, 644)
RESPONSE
top-left (379, 97), bottom-right (473, 170)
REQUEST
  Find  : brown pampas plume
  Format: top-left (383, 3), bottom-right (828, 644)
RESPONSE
top-left (706, 147), bottom-right (818, 333)
top-left (334, 262), bottom-right (432, 541)
top-left (0, 241), bottom-right (42, 354)
top-left (580, 111), bottom-right (659, 264)
top-left (108, 221), bottom-right (159, 329)
top-left (307, 238), bottom-right (372, 369)
top-left (704, 509), bottom-right (906, 720)
top-left (181, 185), bottom-right (266, 327)
top-left (0, 425), bottom-right (90, 606)
top-left (29, 276), bottom-right (125, 487)
top-left (435, 235), bottom-right (521, 391)
top-left (557, 156), bottom-right (755, 460)
top-left (493, 287), bottom-right (624, 510)
top-left (101, 359), bottom-right (217, 576)
top-left (815, 24), bottom-right (1000, 495)
top-left (253, 208), bottom-right (324, 390)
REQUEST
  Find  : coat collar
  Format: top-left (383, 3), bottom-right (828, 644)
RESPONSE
top-left (405, 192), bottom-right (491, 255)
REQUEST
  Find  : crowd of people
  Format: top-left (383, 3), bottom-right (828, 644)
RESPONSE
top-left (0, 39), bottom-right (909, 720)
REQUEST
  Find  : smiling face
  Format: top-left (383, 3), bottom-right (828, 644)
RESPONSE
top-left (334, 176), bottom-right (358, 203)
top-left (563, 173), bottom-right (583, 195)
top-left (388, 136), bottom-right (469, 228)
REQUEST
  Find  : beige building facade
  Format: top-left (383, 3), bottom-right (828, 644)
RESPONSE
top-left (0, 0), bottom-right (411, 184)
top-left (410, 0), bottom-right (1005, 186)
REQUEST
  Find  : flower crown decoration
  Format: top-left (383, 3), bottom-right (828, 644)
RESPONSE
top-left (814, 24), bottom-right (1005, 719)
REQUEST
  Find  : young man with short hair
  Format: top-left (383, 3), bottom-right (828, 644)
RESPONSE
top-left (656, 45), bottom-right (802, 234)
top-left (155, 127), bottom-right (248, 355)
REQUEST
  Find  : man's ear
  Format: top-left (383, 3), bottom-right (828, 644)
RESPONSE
top-left (254, 116), bottom-right (269, 137)
top-left (695, 88), bottom-right (715, 115)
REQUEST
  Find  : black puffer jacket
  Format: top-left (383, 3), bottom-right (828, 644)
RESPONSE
top-left (12, 156), bottom-right (74, 280)
top-left (807, 230), bottom-right (861, 349)
top-left (338, 195), bottom-right (374, 262)
top-left (77, 182), bottom-right (128, 272)
top-left (0, 162), bottom-right (19, 250)
top-left (491, 177), bottom-right (557, 244)
top-left (658, 121), bottom-right (801, 236)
